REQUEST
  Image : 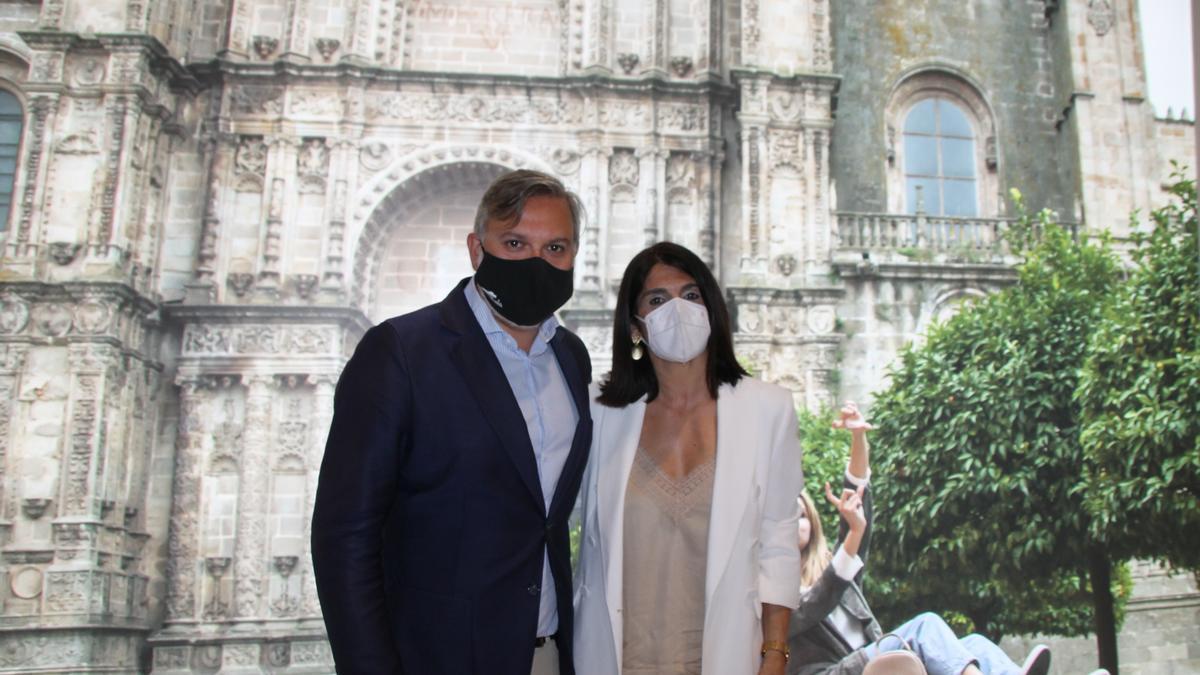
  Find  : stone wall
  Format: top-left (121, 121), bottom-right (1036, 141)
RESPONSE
top-left (0, 1), bottom-right (1194, 673)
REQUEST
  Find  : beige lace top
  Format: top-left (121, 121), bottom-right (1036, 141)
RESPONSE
top-left (621, 447), bottom-right (716, 675)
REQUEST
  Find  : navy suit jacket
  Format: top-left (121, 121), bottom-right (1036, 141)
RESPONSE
top-left (312, 278), bottom-right (593, 675)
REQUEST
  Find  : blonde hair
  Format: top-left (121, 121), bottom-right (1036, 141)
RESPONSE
top-left (798, 490), bottom-right (833, 587)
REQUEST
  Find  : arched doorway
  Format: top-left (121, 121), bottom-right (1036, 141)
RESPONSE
top-left (358, 162), bottom-right (509, 323)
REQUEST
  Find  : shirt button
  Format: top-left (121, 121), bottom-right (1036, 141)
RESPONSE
top-left (527, 584), bottom-right (541, 596)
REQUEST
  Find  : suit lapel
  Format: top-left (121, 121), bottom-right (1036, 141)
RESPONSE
top-left (441, 280), bottom-right (544, 512)
top-left (705, 382), bottom-right (756, 606)
top-left (547, 330), bottom-right (590, 519)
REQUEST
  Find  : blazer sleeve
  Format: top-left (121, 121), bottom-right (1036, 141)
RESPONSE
top-left (835, 476), bottom-right (874, 585)
top-left (757, 387), bottom-right (804, 609)
top-left (311, 323), bottom-right (411, 675)
top-left (789, 563), bottom-right (855, 635)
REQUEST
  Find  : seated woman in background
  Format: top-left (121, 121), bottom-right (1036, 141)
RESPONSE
top-left (786, 403), bottom-right (1054, 675)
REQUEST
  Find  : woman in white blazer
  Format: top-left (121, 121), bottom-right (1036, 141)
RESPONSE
top-left (574, 242), bottom-right (804, 675)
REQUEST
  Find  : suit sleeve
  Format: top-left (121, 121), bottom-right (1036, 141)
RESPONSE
top-left (789, 562), bottom-right (854, 635)
top-left (311, 323), bottom-right (410, 675)
top-left (757, 388), bottom-right (804, 609)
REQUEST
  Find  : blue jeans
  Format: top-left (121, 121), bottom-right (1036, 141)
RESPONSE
top-left (861, 613), bottom-right (1022, 675)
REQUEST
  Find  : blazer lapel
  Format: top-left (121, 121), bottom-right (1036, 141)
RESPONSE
top-left (547, 330), bottom-right (590, 519)
top-left (441, 280), bottom-right (544, 512)
top-left (705, 382), bottom-right (756, 607)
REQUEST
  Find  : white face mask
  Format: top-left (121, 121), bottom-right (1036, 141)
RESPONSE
top-left (638, 297), bottom-right (711, 363)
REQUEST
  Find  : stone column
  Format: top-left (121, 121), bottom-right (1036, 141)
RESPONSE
top-left (164, 374), bottom-right (205, 621)
top-left (302, 373), bottom-right (336, 615)
top-left (737, 74), bottom-right (771, 276)
top-left (14, 95), bottom-right (58, 252)
top-left (58, 344), bottom-right (118, 518)
top-left (578, 142), bottom-right (610, 302)
top-left (704, 149), bottom-right (723, 271)
top-left (0, 344), bottom-right (27, 545)
top-left (285, 0), bottom-right (312, 60)
top-left (233, 374), bottom-right (273, 619)
top-left (636, 147), bottom-right (666, 246)
top-left (225, 0), bottom-right (253, 57)
top-left (193, 136), bottom-right (227, 290)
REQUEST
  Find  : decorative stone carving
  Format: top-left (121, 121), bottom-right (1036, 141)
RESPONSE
top-left (54, 131), bottom-right (100, 155)
top-left (1087, 0), bottom-right (1116, 36)
top-left (550, 148), bottom-right (581, 175)
top-left (657, 104), bottom-right (706, 132)
top-left (315, 37), bottom-right (340, 61)
top-left (290, 90), bottom-right (342, 118)
top-left (666, 154), bottom-right (695, 196)
top-left (807, 305), bottom-right (836, 334)
top-left (252, 35), bottom-right (279, 59)
top-left (359, 141), bottom-right (391, 171)
top-left (0, 296), bottom-right (29, 334)
top-left (775, 254), bottom-right (797, 277)
top-left (266, 642), bottom-right (291, 668)
top-left (47, 242), bottom-right (81, 266)
top-left (670, 56), bottom-right (693, 78)
top-left (21, 498), bottom-right (51, 520)
top-left (609, 150), bottom-right (639, 188)
top-left (600, 101), bottom-right (650, 129)
top-left (10, 566), bottom-right (43, 599)
top-left (230, 86), bottom-right (284, 116)
top-left (234, 136), bottom-right (267, 192)
top-left (770, 92), bottom-right (803, 122)
top-left (72, 57), bottom-right (105, 86)
top-left (273, 556), bottom-right (298, 577)
top-left (617, 53), bottom-right (640, 74)
top-left (366, 93), bottom-right (584, 126)
top-left (72, 298), bottom-right (114, 334)
top-left (33, 304), bottom-right (73, 337)
top-left (291, 274), bottom-right (319, 300)
top-left (298, 138), bottom-right (329, 179)
top-left (227, 273), bottom-right (255, 298)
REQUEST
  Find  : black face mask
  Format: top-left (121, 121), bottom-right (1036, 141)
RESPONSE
top-left (474, 249), bottom-right (574, 327)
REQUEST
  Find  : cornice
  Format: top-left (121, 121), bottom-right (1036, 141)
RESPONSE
top-left (163, 303), bottom-right (372, 332)
top-left (190, 58), bottom-right (740, 101)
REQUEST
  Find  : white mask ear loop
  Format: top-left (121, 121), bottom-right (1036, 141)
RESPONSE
top-left (638, 297), bottom-right (711, 363)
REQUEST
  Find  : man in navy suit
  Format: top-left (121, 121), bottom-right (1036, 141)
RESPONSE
top-left (312, 170), bottom-right (593, 675)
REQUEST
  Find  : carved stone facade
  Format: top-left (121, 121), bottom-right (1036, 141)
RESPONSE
top-left (0, 0), bottom-right (1191, 672)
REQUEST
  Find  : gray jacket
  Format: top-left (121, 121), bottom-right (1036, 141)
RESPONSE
top-left (786, 478), bottom-right (882, 675)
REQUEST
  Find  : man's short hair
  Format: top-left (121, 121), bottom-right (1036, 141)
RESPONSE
top-left (474, 169), bottom-right (583, 245)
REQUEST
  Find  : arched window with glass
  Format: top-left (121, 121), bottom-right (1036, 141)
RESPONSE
top-left (0, 90), bottom-right (22, 232)
top-left (902, 97), bottom-right (977, 217)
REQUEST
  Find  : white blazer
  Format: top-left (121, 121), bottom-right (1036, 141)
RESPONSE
top-left (573, 377), bottom-right (804, 675)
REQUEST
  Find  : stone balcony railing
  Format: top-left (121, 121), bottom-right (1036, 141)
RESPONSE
top-left (835, 211), bottom-right (1019, 263)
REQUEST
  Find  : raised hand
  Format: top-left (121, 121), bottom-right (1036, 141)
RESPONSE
top-left (831, 400), bottom-right (873, 433)
top-left (824, 481), bottom-right (866, 534)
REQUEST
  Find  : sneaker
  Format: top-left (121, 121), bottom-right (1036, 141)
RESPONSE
top-left (1020, 645), bottom-right (1051, 675)
top-left (1086, 670), bottom-right (1111, 675)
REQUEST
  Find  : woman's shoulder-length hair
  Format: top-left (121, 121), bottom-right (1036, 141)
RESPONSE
top-left (597, 241), bottom-right (747, 407)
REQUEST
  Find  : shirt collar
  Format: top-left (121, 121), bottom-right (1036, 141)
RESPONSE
top-left (464, 276), bottom-right (561, 348)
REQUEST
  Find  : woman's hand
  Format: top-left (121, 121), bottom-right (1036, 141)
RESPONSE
top-left (757, 650), bottom-right (787, 675)
top-left (825, 482), bottom-right (866, 534)
top-left (832, 401), bottom-right (873, 434)
top-left (833, 401), bottom-right (872, 481)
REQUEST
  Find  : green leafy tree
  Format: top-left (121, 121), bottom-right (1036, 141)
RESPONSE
top-left (862, 199), bottom-right (1128, 671)
top-left (1077, 177), bottom-right (1200, 570)
top-left (796, 405), bottom-right (854, 528)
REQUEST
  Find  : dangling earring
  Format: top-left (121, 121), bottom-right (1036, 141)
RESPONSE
top-left (631, 335), bottom-right (645, 361)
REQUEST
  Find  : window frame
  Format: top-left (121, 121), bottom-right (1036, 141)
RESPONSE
top-left (884, 68), bottom-right (1000, 218)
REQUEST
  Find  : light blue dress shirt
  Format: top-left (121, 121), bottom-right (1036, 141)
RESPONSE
top-left (464, 278), bottom-right (579, 638)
